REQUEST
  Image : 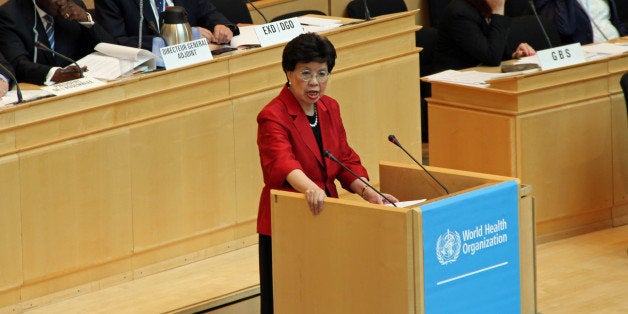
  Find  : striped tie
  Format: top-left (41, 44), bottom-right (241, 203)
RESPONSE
top-left (44, 14), bottom-right (55, 51)
top-left (156, 0), bottom-right (164, 13)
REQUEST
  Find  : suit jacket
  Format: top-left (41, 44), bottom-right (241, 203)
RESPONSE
top-left (0, 0), bottom-right (113, 85)
top-left (94, 0), bottom-right (234, 50)
top-left (256, 85), bottom-right (369, 235)
top-left (535, 0), bottom-right (626, 45)
top-left (432, 0), bottom-right (513, 73)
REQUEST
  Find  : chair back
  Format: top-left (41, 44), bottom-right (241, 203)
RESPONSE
top-left (270, 10), bottom-right (326, 22)
top-left (346, 0), bottom-right (407, 19)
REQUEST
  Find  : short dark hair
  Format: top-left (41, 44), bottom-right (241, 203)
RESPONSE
top-left (282, 33), bottom-right (336, 73)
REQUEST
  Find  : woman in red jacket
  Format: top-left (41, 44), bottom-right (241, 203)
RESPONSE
top-left (256, 32), bottom-right (398, 314)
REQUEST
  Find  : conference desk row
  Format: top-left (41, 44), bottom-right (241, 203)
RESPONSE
top-left (427, 43), bottom-right (628, 243)
top-left (0, 12), bottom-right (421, 309)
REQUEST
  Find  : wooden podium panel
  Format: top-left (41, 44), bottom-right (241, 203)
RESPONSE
top-left (0, 12), bottom-right (422, 309)
top-left (272, 161), bottom-right (535, 313)
top-left (428, 50), bottom-right (628, 243)
top-left (272, 192), bottom-right (418, 314)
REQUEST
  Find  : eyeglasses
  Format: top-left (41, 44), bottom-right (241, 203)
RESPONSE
top-left (297, 69), bottom-right (330, 83)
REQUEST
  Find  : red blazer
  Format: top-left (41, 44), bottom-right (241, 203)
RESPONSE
top-left (256, 85), bottom-right (368, 235)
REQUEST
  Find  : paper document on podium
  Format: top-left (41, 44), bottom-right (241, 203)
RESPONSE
top-left (425, 70), bottom-right (531, 87)
top-left (229, 25), bottom-right (261, 48)
top-left (387, 199), bottom-right (427, 207)
top-left (77, 43), bottom-right (157, 81)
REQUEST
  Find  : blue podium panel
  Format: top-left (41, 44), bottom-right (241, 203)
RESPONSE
top-left (421, 180), bottom-right (520, 313)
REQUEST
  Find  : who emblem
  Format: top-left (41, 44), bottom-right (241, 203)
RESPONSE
top-left (436, 229), bottom-right (461, 265)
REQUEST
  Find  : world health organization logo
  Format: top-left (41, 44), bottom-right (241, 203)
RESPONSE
top-left (436, 229), bottom-right (461, 265)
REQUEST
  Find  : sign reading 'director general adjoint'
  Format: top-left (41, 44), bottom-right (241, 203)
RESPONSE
top-left (420, 180), bottom-right (520, 314)
top-left (254, 17), bottom-right (304, 47)
top-left (160, 38), bottom-right (213, 70)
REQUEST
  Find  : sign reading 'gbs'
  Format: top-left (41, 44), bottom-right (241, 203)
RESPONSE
top-left (537, 42), bottom-right (585, 71)
top-left (254, 17), bottom-right (304, 47)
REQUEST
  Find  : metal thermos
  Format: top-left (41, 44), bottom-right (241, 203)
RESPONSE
top-left (159, 6), bottom-right (192, 46)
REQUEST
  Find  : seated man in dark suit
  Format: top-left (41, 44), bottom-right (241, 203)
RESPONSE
top-left (0, 0), bottom-right (113, 85)
top-left (0, 52), bottom-right (14, 98)
top-left (94, 0), bottom-right (239, 51)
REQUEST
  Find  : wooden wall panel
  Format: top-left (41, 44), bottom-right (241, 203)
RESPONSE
top-left (0, 155), bottom-right (22, 305)
top-left (18, 131), bottom-right (133, 298)
top-left (610, 93), bottom-right (628, 225)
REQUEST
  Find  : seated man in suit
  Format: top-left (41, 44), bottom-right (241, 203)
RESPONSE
top-left (0, 52), bottom-right (14, 98)
top-left (0, 0), bottom-right (113, 85)
top-left (535, 0), bottom-right (626, 44)
top-left (94, 0), bottom-right (239, 51)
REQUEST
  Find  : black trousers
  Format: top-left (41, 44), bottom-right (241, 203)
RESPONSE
top-left (259, 234), bottom-right (273, 314)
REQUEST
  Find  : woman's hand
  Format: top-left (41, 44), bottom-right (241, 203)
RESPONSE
top-left (305, 187), bottom-right (326, 215)
top-left (362, 187), bottom-right (399, 205)
top-left (512, 42), bottom-right (536, 59)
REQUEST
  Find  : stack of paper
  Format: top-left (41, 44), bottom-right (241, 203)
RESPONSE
top-left (77, 43), bottom-right (157, 81)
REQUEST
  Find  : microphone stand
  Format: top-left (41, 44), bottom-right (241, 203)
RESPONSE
top-left (362, 0), bottom-right (372, 21)
top-left (388, 135), bottom-right (450, 195)
top-left (324, 150), bottom-right (397, 206)
top-left (0, 63), bottom-right (23, 104)
top-left (35, 41), bottom-right (84, 78)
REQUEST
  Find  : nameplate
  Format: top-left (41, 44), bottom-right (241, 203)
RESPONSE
top-left (160, 38), bottom-right (213, 70)
top-left (42, 77), bottom-right (106, 96)
top-left (254, 18), bottom-right (304, 47)
top-left (537, 43), bottom-right (585, 71)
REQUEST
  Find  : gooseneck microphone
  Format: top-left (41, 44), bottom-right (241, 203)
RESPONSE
top-left (528, 0), bottom-right (553, 49)
top-left (324, 150), bottom-right (397, 207)
top-left (0, 63), bottom-right (23, 104)
top-left (362, 0), bottom-right (372, 21)
top-left (35, 41), bottom-right (84, 78)
top-left (388, 134), bottom-right (450, 195)
top-left (138, 0), bottom-right (144, 49)
top-left (245, 0), bottom-right (269, 24)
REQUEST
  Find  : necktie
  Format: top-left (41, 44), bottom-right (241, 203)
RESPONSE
top-left (155, 0), bottom-right (164, 13)
top-left (44, 14), bottom-right (55, 51)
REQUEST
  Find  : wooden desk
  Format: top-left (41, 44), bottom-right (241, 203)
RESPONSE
top-left (427, 50), bottom-right (628, 243)
top-left (0, 12), bottom-right (421, 310)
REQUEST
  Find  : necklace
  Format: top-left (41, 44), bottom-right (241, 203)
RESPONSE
top-left (308, 105), bottom-right (318, 128)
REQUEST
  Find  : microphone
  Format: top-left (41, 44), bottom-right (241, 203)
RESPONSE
top-left (245, 0), bottom-right (269, 24)
top-left (387, 134), bottom-right (450, 195)
top-left (362, 0), bottom-right (372, 21)
top-left (35, 41), bottom-right (84, 78)
top-left (0, 63), bottom-right (23, 104)
top-left (138, 0), bottom-right (144, 49)
top-left (528, 0), bottom-right (553, 48)
top-left (323, 150), bottom-right (397, 207)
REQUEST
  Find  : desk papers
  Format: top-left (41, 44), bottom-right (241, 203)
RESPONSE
top-left (0, 89), bottom-right (54, 107)
top-left (77, 43), bottom-right (157, 81)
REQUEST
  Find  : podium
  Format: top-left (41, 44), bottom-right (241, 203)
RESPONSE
top-left (271, 161), bottom-right (535, 313)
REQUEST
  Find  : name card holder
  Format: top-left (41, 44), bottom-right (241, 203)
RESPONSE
top-left (254, 17), bottom-right (304, 47)
top-left (160, 38), bottom-right (213, 70)
top-left (537, 43), bottom-right (585, 71)
top-left (42, 77), bottom-right (107, 96)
